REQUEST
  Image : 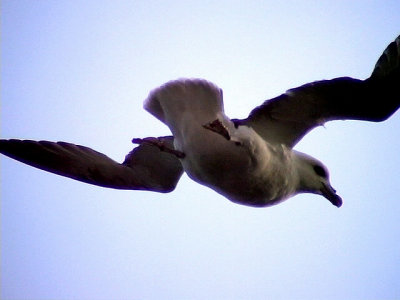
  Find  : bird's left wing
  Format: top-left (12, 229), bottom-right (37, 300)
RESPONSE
top-left (244, 35), bottom-right (400, 148)
top-left (0, 137), bottom-right (183, 192)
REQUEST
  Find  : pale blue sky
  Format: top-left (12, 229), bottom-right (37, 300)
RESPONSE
top-left (1, 1), bottom-right (400, 299)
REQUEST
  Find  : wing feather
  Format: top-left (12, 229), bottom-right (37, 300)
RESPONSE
top-left (245, 35), bottom-right (400, 147)
top-left (0, 136), bottom-right (183, 192)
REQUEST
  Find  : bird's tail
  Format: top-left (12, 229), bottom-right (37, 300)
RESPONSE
top-left (144, 79), bottom-right (224, 136)
top-left (370, 34), bottom-right (400, 80)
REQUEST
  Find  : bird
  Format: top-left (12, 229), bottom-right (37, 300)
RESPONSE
top-left (1, 35), bottom-right (399, 208)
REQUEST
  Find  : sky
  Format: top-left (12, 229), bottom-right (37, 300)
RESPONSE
top-left (1, 1), bottom-right (400, 299)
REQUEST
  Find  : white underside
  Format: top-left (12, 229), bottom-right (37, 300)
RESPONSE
top-left (145, 79), bottom-right (298, 206)
top-left (177, 114), bottom-right (297, 206)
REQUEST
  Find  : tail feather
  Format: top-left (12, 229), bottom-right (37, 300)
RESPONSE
top-left (144, 79), bottom-right (224, 127)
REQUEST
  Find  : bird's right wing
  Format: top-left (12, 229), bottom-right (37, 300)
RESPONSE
top-left (0, 136), bottom-right (183, 192)
top-left (244, 34), bottom-right (400, 148)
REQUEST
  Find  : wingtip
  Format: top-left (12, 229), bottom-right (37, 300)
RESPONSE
top-left (370, 34), bottom-right (400, 79)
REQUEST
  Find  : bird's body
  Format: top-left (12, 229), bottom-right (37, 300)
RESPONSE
top-left (1, 34), bottom-right (399, 208)
top-left (179, 115), bottom-right (297, 207)
top-left (145, 79), bottom-right (300, 207)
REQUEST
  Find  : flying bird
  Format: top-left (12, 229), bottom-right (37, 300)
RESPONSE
top-left (1, 35), bottom-right (399, 208)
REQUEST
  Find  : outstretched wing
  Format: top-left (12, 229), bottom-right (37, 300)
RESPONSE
top-left (244, 35), bottom-right (400, 148)
top-left (0, 136), bottom-right (183, 192)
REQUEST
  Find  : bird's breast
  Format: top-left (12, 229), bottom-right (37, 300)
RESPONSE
top-left (177, 126), bottom-right (295, 207)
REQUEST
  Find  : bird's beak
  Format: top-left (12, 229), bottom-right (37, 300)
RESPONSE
top-left (321, 182), bottom-right (342, 207)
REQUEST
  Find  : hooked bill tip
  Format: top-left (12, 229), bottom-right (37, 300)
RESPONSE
top-left (329, 194), bottom-right (343, 208)
top-left (321, 183), bottom-right (343, 208)
top-left (334, 197), bottom-right (343, 208)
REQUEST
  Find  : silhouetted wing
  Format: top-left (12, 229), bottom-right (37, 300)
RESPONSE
top-left (0, 136), bottom-right (183, 192)
top-left (245, 35), bottom-right (400, 147)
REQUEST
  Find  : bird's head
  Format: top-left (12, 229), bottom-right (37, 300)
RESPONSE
top-left (294, 151), bottom-right (342, 207)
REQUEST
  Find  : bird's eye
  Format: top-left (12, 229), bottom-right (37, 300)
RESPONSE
top-left (313, 165), bottom-right (327, 178)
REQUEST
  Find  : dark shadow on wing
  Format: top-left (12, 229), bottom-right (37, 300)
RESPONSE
top-left (0, 136), bottom-right (183, 192)
top-left (245, 35), bottom-right (400, 147)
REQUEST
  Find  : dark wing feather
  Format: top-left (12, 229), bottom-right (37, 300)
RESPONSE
top-left (0, 136), bottom-right (183, 192)
top-left (245, 35), bottom-right (400, 148)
